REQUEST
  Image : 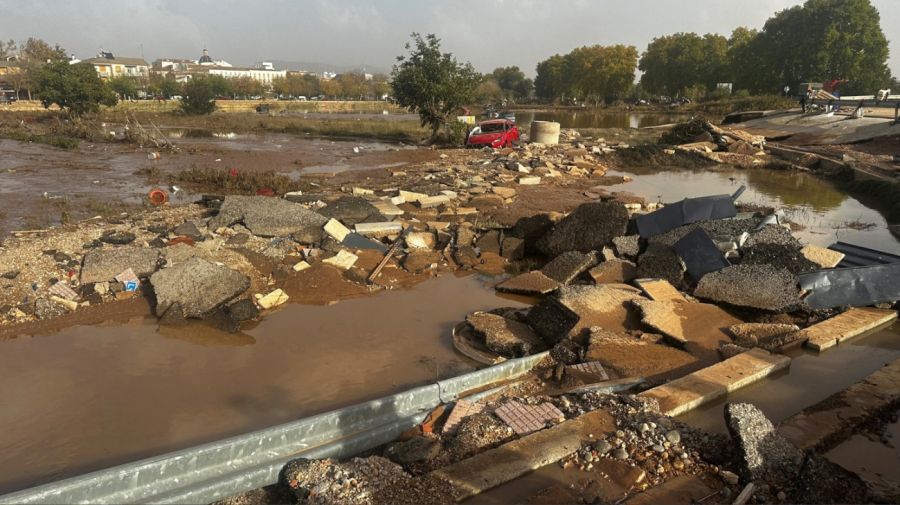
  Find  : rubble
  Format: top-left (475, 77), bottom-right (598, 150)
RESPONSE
top-left (695, 264), bottom-right (801, 312)
top-left (209, 196), bottom-right (328, 237)
top-left (637, 243), bottom-right (685, 287)
top-left (540, 250), bottom-right (597, 284)
top-left (527, 285), bottom-right (643, 344)
top-left (80, 247), bottom-right (160, 284)
top-left (495, 271), bottom-right (560, 296)
top-left (588, 258), bottom-right (637, 284)
top-left (465, 311), bottom-right (546, 358)
top-left (150, 257), bottom-right (249, 319)
top-left (536, 202), bottom-right (628, 257)
top-left (319, 196), bottom-right (382, 224)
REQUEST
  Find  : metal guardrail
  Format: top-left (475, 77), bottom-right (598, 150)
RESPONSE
top-left (808, 97), bottom-right (900, 123)
top-left (0, 352), bottom-right (548, 504)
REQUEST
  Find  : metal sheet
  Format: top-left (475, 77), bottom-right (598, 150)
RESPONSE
top-left (634, 194), bottom-right (737, 238)
top-left (673, 228), bottom-right (731, 281)
top-left (0, 352), bottom-right (548, 505)
top-left (800, 263), bottom-right (900, 309)
top-left (829, 241), bottom-right (900, 268)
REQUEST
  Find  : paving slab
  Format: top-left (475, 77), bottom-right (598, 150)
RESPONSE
top-left (442, 400), bottom-right (486, 436)
top-left (323, 218), bottom-right (351, 242)
top-left (494, 401), bottom-right (565, 435)
top-left (639, 348), bottom-right (791, 416)
top-left (322, 250), bottom-right (358, 270)
top-left (431, 409), bottom-right (615, 501)
top-left (354, 222), bottom-right (402, 237)
top-left (800, 244), bottom-right (844, 268)
top-left (634, 278), bottom-right (686, 302)
top-left (633, 298), bottom-right (741, 357)
top-left (802, 307), bottom-right (897, 352)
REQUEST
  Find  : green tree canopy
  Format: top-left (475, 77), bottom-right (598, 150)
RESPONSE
top-left (390, 33), bottom-right (481, 139)
top-left (535, 45), bottom-right (638, 103)
top-left (639, 33), bottom-right (729, 96)
top-left (743, 0), bottom-right (890, 94)
top-left (34, 61), bottom-right (116, 115)
top-left (490, 66), bottom-right (533, 101)
top-left (108, 76), bottom-right (138, 99)
top-left (180, 77), bottom-right (218, 115)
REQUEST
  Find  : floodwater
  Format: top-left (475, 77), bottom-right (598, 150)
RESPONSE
top-left (609, 166), bottom-right (900, 254)
top-left (827, 418), bottom-right (900, 500)
top-left (0, 274), bottom-right (525, 494)
top-left (515, 110), bottom-right (686, 129)
top-left (678, 323), bottom-right (900, 433)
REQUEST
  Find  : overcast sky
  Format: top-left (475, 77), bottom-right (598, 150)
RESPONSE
top-left (1, 0), bottom-right (897, 78)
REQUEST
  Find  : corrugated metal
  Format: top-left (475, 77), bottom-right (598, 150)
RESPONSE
top-left (829, 242), bottom-right (900, 268)
top-left (0, 352), bottom-right (548, 505)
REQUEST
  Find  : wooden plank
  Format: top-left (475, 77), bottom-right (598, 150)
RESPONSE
top-left (634, 278), bottom-right (686, 302)
top-left (639, 348), bottom-right (790, 417)
top-left (431, 409), bottom-right (615, 501)
top-left (802, 307), bottom-right (897, 352)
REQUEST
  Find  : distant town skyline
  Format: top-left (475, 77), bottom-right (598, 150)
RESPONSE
top-left (1, 0), bottom-right (898, 79)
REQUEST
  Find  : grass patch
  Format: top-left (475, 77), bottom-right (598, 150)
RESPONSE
top-left (0, 129), bottom-right (79, 149)
top-left (602, 144), bottom-right (717, 170)
top-left (172, 166), bottom-right (313, 195)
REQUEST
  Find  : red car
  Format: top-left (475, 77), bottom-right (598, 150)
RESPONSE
top-left (466, 119), bottom-right (519, 148)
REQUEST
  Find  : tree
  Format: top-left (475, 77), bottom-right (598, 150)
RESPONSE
top-left (727, 27), bottom-right (762, 92)
top-left (639, 33), bottom-right (729, 96)
top-left (336, 72), bottom-right (367, 99)
top-left (229, 76), bottom-right (264, 98)
top-left (273, 73), bottom-right (320, 98)
top-left (746, 0), bottom-right (890, 94)
top-left (34, 61), bottom-right (117, 115)
top-left (17, 37), bottom-right (68, 100)
top-left (475, 78), bottom-right (504, 103)
top-left (535, 45), bottom-right (638, 104)
top-left (391, 33), bottom-right (481, 139)
top-left (490, 66), bottom-right (533, 101)
top-left (180, 77), bottom-right (217, 115)
top-left (148, 73), bottom-right (181, 99)
top-left (108, 76), bottom-right (138, 99)
top-left (534, 54), bottom-right (566, 101)
top-left (318, 78), bottom-right (340, 98)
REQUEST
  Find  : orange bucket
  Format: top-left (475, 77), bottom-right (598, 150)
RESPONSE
top-left (148, 188), bottom-right (169, 206)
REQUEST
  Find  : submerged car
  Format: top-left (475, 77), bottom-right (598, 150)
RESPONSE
top-left (465, 119), bottom-right (519, 148)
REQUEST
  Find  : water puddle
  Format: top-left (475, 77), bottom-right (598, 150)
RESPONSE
top-left (827, 418), bottom-right (900, 499)
top-left (514, 111), bottom-right (686, 129)
top-left (677, 323), bottom-right (900, 434)
top-left (0, 274), bottom-right (523, 493)
top-left (610, 167), bottom-right (900, 253)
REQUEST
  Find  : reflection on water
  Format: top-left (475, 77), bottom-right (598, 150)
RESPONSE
top-left (610, 166), bottom-right (900, 254)
top-left (677, 323), bottom-right (900, 433)
top-left (515, 110), bottom-right (686, 129)
top-left (0, 274), bottom-right (524, 494)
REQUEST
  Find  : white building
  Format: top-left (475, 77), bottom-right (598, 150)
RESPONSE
top-left (207, 66), bottom-right (286, 85)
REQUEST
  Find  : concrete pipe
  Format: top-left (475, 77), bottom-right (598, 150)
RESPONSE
top-left (530, 121), bottom-right (561, 145)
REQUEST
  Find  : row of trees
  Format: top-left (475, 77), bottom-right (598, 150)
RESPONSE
top-left (272, 72), bottom-right (391, 100)
top-left (639, 0), bottom-right (891, 97)
top-left (534, 45), bottom-right (639, 103)
top-left (1, 37), bottom-right (69, 99)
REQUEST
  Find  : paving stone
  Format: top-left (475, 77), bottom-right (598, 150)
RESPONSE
top-left (565, 361), bottom-right (609, 382)
top-left (442, 399), bottom-right (486, 435)
top-left (800, 245), bottom-right (844, 268)
top-left (727, 323), bottom-right (799, 348)
top-left (589, 259), bottom-right (637, 284)
top-left (494, 401), bottom-right (564, 435)
top-left (322, 250), bottom-right (358, 270)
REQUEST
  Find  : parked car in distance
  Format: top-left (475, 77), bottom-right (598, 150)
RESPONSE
top-left (465, 119), bottom-right (519, 148)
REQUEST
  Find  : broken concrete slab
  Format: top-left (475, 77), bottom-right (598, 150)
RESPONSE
top-left (743, 224), bottom-right (801, 249)
top-left (541, 250), bottom-right (597, 284)
top-left (371, 199), bottom-right (404, 217)
top-left (633, 298), bottom-right (740, 356)
top-left (466, 312), bottom-right (546, 358)
top-left (419, 195), bottom-right (451, 208)
top-left (639, 349), bottom-right (790, 416)
top-left (81, 247), bottom-right (160, 284)
top-left (800, 245), bottom-right (844, 269)
top-left (403, 250), bottom-right (443, 273)
top-left (725, 402), bottom-right (804, 484)
top-left (323, 218), bottom-right (351, 242)
top-left (612, 235), bottom-right (640, 258)
top-left (527, 285), bottom-right (644, 344)
top-left (492, 186), bottom-right (517, 199)
top-left (634, 279), bottom-right (686, 302)
top-left (255, 288), bottom-right (289, 310)
top-left (727, 323), bottom-right (799, 348)
top-left (150, 257), bottom-right (249, 319)
top-left (509, 214), bottom-right (554, 256)
top-left (209, 196), bottom-right (329, 237)
top-left (319, 196), bottom-right (381, 225)
top-left (694, 264), bottom-right (800, 312)
top-left (741, 243), bottom-right (819, 275)
top-left (354, 222), bottom-right (402, 237)
top-left (801, 307), bottom-right (898, 352)
top-left (475, 230), bottom-right (501, 255)
top-left (322, 250), bottom-right (359, 270)
top-left (589, 259), bottom-right (637, 284)
top-left (495, 271), bottom-right (560, 296)
top-left (636, 243), bottom-right (685, 287)
top-left (406, 231), bottom-right (436, 250)
top-left (518, 176), bottom-right (541, 185)
top-left (500, 237), bottom-right (524, 260)
top-left (536, 202), bottom-right (628, 257)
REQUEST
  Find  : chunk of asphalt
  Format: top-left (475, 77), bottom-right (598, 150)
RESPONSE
top-left (695, 264), bottom-right (800, 312)
top-left (495, 271), bottom-right (560, 296)
top-left (466, 312), bottom-right (546, 358)
top-left (541, 251), bottom-right (598, 284)
top-left (150, 257), bottom-right (250, 319)
top-left (208, 196), bottom-right (328, 238)
top-left (637, 243), bottom-right (685, 288)
top-left (536, 202), bottom-right (628, 257)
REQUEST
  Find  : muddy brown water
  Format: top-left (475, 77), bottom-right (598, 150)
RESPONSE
top-left (514, 111), bottom-right (687, 129)
top-left (0, 274), bottom-right (525, 493)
